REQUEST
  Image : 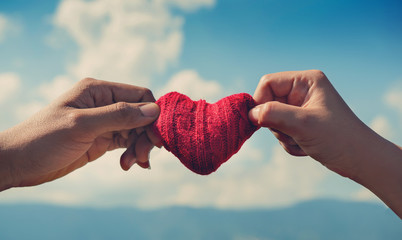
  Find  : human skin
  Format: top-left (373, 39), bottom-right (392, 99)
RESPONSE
top-left (248, 70), bottom-right (402, 218)
top-left (0, 78), bottom-right (161, 191)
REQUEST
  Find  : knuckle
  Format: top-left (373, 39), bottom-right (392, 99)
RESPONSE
top-left (78, 77), bottom-right (105, 91)
top-left (259, 74), bottom-right (273, 86)
top-left (255, 74), bottom-right (274, 98)
top-left (258, 102), bottom-right (274, 125)
top-left (114, 102), bottom-right (141, 127)
top-left (73, 78), bottom-right (98, 94)
top-left (141, 87), bottom-right (155, 102)
top-left (308, 69), bottom-right (327, 81)
top-left (65, 110), bottom-right (86, 129)
top-left (115, 102), bottom-right (132, 119)
top-left (79, 77), bottom-right (96, 86)
top-left (142, 88), bottom-right (152, 96)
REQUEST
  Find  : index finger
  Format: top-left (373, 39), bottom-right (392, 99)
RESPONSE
top-left (65, 78), bottom-right (156, 108)
top-left (93, 79), bottom-right (156, 103)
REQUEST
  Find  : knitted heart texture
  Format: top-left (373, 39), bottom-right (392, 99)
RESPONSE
top-left (152, 92), bottom-right (259, 175)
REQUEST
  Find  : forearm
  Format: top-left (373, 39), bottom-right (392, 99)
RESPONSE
top-left (352, 127), bottom-right (402, 218)
top-left (0, 131), bottom-right (16, 191)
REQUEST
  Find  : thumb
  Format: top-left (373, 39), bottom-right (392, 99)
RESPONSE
top-left (248, 101), bottom-right (306, 137)
top-left (79, 102), bottom-right (160, 135)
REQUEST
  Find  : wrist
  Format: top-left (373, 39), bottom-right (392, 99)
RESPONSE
top-left (347, 126), bottom-right (402, 217)
top-left (351, 127), bottom-right (401, 184)
top-left (321, 118), bottom-right (372, 181)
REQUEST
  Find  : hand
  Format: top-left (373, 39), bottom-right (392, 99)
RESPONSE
top-left (248, 70), bottom-right (402, 218)
top-left (0, 78), bottom-right (161, 190)
top-left (248, 70), bottom-right (362, 175)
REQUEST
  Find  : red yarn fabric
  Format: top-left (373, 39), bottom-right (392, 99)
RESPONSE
top-left (152, 92), bottom-right (259, 175)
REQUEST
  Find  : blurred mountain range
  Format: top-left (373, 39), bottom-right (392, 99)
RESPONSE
top-left (0, 199), bottom-right (400, 240)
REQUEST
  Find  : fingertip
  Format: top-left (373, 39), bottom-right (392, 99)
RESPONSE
top-left (248, 106), bottom-right (261, 126)
top-left (279, 141), bottom-right (307, 157)
top-left (137, 160), bottom-right (150, 169)
top-left (135, 132), bottom-right (154, 168)
top-left (120, 148), bottom-right (136, 171)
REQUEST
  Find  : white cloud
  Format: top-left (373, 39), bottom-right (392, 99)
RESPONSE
top-left (14, 76), bottom-right (75, 121)
top-left (147, 144), bottom-right (328, 209)
top-left (0, 72), bottom-right (21, 104)
top-left (381, 81), bottom-right (402, 143)
top-left (137, 141), bottom-right (266, 208)
top-left (38, 75), bottom-right (75, 102)
top-left (41, 0), bottom-right (218, 99)
top-left (0, 14), bottom-right (7, 42)
top-left (352, 187), bottom-right (381, 203)
top-left (0, 140), bottom-right (330, 209)
top-left (50, 0), bottom-right (215, 86)
top-left (157, 69), bottom-right (224, 101)
top-left (370, 115), bottom-right (393, 140)
top-left (0, 14), bottom-right (21, 43)
top-left (14, 101), bottom-right (44, 121)
top-left (166, 0), bottom-right (215, 12)
top-left (384, 83), bottom-right (402, 117)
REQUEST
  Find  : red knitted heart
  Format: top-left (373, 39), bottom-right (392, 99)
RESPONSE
top-left (152, 92), bottom-right (259, 175)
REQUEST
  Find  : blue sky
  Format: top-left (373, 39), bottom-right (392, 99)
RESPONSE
top-left (0, 0), bottom-right (401, 209)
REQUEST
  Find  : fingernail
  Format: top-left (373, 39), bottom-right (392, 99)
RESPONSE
top-left (249, 106), bottom-right (261, 123)
top-left (140, 103), bottom-right (159, 117)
